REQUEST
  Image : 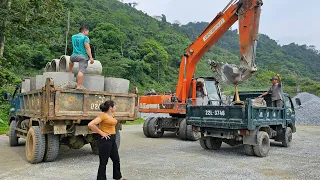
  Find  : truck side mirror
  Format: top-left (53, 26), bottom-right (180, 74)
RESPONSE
top-left (295, 98), bottom-right (301, 106)
top-left (3, 92), bottom-right (10, 100)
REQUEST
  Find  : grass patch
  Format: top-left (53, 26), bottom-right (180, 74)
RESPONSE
top-left (124, 117), bottom-right (144, 125)
top-left (0, 125), bottom-right (9, 135)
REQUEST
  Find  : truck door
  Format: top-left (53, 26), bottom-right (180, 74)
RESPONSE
top-left (284, 95), bottom-right (295, 125)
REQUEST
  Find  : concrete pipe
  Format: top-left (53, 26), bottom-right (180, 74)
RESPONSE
top-left (51, 59), bottom-right (60, 72)
top-left (30, 75), bottom-right (44, 90)
top-left (82, 75), bottom-right (105, 91)
top-left (59, 55), bottom-right (102, 75)
top-left (45, 62), bottom-right (53, 72)
top-left (21, 78), bottom-right (31, 92)
top-left (104, 77), bottom-right (130, 94)
top-left (43, 72), bottom-right (74, 87)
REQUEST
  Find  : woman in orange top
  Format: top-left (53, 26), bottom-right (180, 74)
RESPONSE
top-left (88, 100), bottom-right (126, 180)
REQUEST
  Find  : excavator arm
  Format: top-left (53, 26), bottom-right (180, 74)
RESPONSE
top-left (139, 0), bottom-right (263, 114)
top-left (175, 0), bottom-right (263, 103)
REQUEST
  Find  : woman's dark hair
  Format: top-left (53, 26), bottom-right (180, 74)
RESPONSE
top-left (100, 100), bottom-right (115, 112)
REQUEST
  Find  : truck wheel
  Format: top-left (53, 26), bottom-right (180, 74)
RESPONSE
top-left (148, 118), bottom-right (164, 138)
top-left (116, 130), bottom-right (121, 149)
top-left (178, 119), bottom-right (187, 140)
top-left (206, 137), bottom-right (222, 150)
top-left (244, 144), bottom-right (255, 156)
top-left (43, 134), bottom-right (60, 162)
top-left (90, 141), bottom-right (99, 155)
top-left (253, 131), bottom-right (270, 157)
top-left (9, 120), bottom-right (19, 146)
top-left (199, 137), bottom-right (208, 149)
top-left (282, 127), bottom-right (292, 147)
top-left (26, 126), bottom-right (46, 164)
top-left (143, 117), bottom-right (153, 137)
top-left (186, 125), bottom-right (200, 141)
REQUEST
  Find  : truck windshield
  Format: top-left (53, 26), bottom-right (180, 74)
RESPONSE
top-left (205, 80), bottom-right (220, 103)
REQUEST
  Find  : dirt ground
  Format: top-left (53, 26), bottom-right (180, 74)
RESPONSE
top-left (0, 124), bottom-right (319, 180)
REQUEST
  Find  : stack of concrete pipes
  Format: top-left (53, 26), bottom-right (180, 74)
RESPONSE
top-left (21, 55), bottom-right (130, 93)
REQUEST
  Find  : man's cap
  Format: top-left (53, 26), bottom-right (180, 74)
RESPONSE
top-left (270, 77), bottom-right (278, 81)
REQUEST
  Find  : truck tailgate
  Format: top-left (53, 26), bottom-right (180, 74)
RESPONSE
top-left (187, 105), bottom-right (248, 129)
top-left (17, 88), bottom-right (137, 121)
top-left (54, 89), bottom-right (137, 120)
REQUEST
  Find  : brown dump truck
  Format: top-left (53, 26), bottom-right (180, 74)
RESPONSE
top-left (4, 78), bottom-right (138, 164)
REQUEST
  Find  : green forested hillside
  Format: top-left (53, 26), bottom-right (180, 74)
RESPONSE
top-left (177, 22), bottom-right (320, 95)
top-left (1, 0), bottom-right (320, 132)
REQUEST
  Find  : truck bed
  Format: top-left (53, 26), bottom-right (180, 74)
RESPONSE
top-left (15, 81), bottom-right (137, 121)
top-left (187, 99), bottom-right (288, 130)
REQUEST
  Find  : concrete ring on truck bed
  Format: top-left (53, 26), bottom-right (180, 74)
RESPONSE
top-left (82, 75), bottom-right (104, 91)
top-left (58, 55), bottom-right (102, 75)
top-left (42, 72), bottom-right (74, 87)
top-left (104, 77), bottom-right (130, 94)
top-left (45, 62), bottom-right (53, 72)
top-left (51, 59), bottom-right (60, 72)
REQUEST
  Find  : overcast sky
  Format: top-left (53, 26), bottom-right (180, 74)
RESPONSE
top-left (123, 0), bottom-right (320, 49)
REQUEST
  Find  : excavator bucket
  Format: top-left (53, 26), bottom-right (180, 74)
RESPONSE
top-left (209, 60), bottom-right (257, 84)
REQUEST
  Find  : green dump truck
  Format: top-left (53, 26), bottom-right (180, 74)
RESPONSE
top-left (186, 91), bottom-right (299, 157)
top-left (4, 78), bottom-right (138, 163)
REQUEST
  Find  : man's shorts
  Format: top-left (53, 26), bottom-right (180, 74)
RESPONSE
top-left (70, 55), bottom-right (88, 73)
top-left (272, 100), bottom-right (283, 108)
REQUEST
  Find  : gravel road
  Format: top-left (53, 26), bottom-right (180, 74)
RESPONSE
top-left (1, 124), bottom-right (320, 180)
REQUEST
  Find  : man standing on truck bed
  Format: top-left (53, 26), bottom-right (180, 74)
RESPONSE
top-left (69, 26), bottom-right (94, 89)
top-left (259, 73), bottom-right (283, 107)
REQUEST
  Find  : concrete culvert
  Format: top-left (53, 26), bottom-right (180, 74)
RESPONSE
top-left (42, 72), bottom-right (74, 87)
top-left (58, 55), bottom-right (102, 75)
top-left (45, 62), bottom-right (53, 72)
top-left (51, 59), bottom-right (60, 72)
top-left (31, 75), bottom-right (44, 90)
top-left (82, 75), bottom-right (104, 91)
top-left (104, 77), bottom-right (130, 94)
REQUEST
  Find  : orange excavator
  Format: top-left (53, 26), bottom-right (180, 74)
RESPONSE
top-left (139, 0), bottom-right (263, 140)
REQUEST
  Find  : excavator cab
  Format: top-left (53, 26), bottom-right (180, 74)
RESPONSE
top-left (190, 77), bottom-right (222, 106)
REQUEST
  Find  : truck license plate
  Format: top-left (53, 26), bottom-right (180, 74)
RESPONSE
top-left (205, 110), bottom-right (226, 116)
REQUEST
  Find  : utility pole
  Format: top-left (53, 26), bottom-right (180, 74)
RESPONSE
top-left (64, 9), bottom-right (70, 55)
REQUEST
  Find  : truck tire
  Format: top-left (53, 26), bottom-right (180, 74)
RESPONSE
top-left (199, 137), bottom-right (208, 149)
top-left (253, 131), bottom-right (270, 157)
top-left (178, 119), bottom-right (187, 140)
top-left (143, 117), bottom-right (153, 137)
top-left (186, 125), bottom-right (200, 141)
top-left (282, 127), bottom-right (292, 147)
top-left (244, 144), bottom-right (255, 156)
top-left (26, 126), bottom-right (46, 164)
top-left (43, 134), bottom-right (60, 162)
top-left (9, 120), bottom-right (19, 146)
top-left (116, 130), bottom-right (121, 149)
top-left (90, 141), bottom-right (99, 155)
top-left (148, 118), bottom-right (164, 138)
top-left (206, 137), bottom-right (222, 150)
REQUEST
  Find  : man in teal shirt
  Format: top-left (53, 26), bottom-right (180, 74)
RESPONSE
top-left (69, 26), bottom-right (94, 89)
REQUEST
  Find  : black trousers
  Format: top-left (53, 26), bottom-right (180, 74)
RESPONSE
top-left (97, 134), bottom-right (122, 180)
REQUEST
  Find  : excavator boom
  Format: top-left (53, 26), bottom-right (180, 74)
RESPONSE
top-left (176, 0), bottom-right (263, 103)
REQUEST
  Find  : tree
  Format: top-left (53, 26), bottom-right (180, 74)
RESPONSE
top-left (139, 40), bottom-right (169, 82)
top-left (0, 0), bottom-right (68, 56)
top-left (91, 23), bottom-right (127, 55)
